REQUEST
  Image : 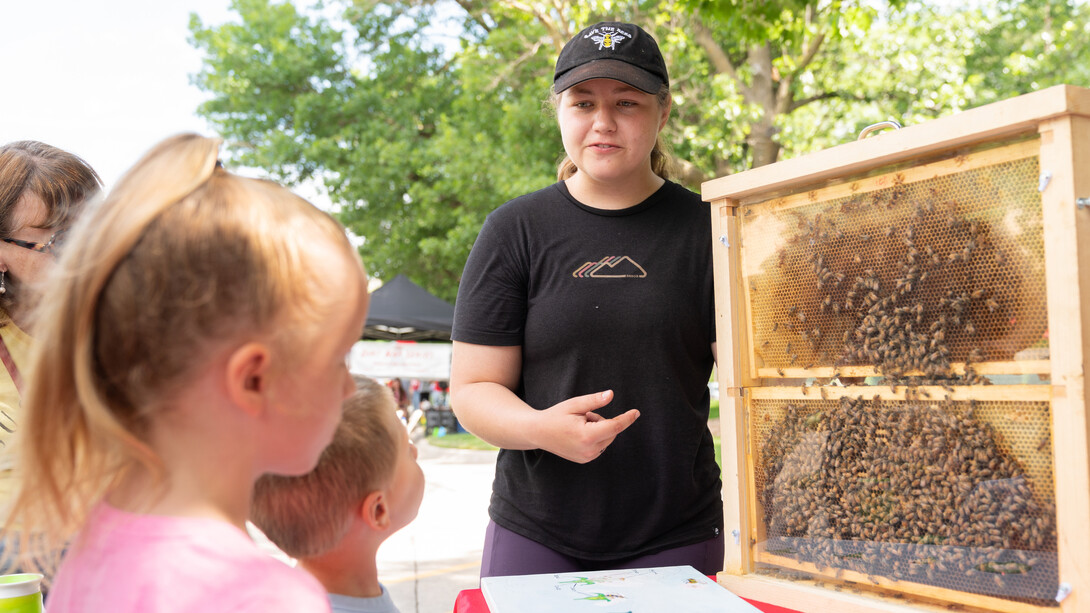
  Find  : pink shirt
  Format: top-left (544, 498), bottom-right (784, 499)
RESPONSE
top-left (47, 503), bottom-right (331, 613)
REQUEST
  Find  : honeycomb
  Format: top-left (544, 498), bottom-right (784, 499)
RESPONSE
top-left (752, 396), bottom-right (1058, 605)
top-left (741, 143), bottom-right (1048, 379)
top-left (732, 140), bottom-right (1060, 606)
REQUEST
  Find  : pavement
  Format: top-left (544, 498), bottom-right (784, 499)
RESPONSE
top-left (378, 432), bottom-right (498, 613)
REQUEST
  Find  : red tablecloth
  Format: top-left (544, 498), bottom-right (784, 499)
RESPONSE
top-left (453, 586), bottom-right (802, 613)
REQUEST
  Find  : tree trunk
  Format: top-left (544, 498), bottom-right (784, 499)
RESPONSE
top-left (746, 43), bottom-right (782, 168)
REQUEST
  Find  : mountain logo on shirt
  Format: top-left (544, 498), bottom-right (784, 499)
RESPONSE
top-left (572, 256), bottom-right (647, 278)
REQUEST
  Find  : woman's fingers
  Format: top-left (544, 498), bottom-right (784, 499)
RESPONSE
top-left (540, 391), bottom-right (640, 463)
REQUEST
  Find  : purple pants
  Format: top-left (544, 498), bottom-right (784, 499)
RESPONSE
top-left (480, 520), bottom-right (724, 578)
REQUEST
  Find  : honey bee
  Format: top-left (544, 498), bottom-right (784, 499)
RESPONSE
top-left (985, 299), bottom-right (999, 312)
top-left (1037, 435), bottom-right (1050, 451)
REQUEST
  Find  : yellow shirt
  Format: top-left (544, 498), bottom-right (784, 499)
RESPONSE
top-left (0, 310), bottom-right (33, 503)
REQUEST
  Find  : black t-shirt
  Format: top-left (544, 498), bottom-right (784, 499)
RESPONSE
top-left (452, 180), bottom-right (722, 560)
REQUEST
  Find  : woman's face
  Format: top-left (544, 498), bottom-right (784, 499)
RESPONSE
top-left (557, 78), bottom-right (669, 187)
top-left (0, 191), bottom-right (59, 291)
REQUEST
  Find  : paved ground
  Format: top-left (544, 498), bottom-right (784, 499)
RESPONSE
top-left (378, 434), bottom-right (497, 613)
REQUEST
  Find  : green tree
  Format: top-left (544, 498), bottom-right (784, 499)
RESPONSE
top-left (190, 0), bottom-right (1090, 301)
top-left (965, 0), bottom-right (1090, 98)
top-left (192, 1), bottom-right (470, 299)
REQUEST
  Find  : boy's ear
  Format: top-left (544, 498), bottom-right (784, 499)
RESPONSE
top-left (360, 490), bottom-right (390, 531)
top-left (225, 342), bottom-right (271, 416)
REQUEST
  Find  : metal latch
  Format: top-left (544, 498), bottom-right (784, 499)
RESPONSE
top-left (858, 120), bottom-right (902, 140)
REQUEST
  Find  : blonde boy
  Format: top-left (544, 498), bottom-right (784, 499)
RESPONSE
top-left (252, 375), bottom-right (425, 613)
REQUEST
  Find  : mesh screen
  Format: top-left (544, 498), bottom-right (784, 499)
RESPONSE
top-left (751, 395), bottom-right (1058, 605)
top-left (741, 151), bottom-right (1047, 378)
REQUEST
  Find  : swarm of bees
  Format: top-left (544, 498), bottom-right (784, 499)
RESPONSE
top-left (759, 396), bottom-right (1057, 601)
top-left (747, 169), bottom-right (1056, 602)
top-left (755, 177), bottom-right (1045, 386)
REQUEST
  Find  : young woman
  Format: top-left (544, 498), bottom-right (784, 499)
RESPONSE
top-left (450, 22), bottom-right (723, 577)
top-left (4, 133), bottom-right (370, 611)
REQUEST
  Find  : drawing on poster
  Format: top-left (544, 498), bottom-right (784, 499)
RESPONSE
top-left (481, 565), bottom-right (762, 613)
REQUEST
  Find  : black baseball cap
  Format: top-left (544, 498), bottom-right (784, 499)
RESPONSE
top-left (553, 22), bottom-right (669, 95)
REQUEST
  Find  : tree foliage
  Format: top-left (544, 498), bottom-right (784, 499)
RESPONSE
top-left (190, 0), bottom-right (1090, 301)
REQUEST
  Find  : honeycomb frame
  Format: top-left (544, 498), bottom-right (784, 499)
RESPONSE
top-left (703, 86), bottom-right (1090, 613)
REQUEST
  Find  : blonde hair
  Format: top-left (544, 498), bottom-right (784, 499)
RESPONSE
top-left (3, 133), bottom-right (363, 570)
top-left (251, 375), bottom-right (399, 557)
top-left (550, 83), bottom-right (675, 182)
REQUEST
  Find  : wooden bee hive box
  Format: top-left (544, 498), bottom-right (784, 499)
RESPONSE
top-left (702, 85), bottom-right (1090, 613)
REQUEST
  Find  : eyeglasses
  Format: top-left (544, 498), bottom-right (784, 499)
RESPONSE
top-left (1, 229), bottom-right (66, 256)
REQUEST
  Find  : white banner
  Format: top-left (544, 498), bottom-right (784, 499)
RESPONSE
top-left (349, 341), bottom-right (452, 380)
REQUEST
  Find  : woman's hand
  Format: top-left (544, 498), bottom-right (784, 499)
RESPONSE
top-left (531, 390), bottom-right (639, 463)
top-left (451, 342), bottom-right (639, 462)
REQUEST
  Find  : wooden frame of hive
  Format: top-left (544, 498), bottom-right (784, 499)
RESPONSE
top-left (702, 85), bottom-right (1090, 612)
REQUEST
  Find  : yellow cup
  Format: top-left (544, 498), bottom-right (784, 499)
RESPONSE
top-left (0, 574), bottom-right (43, 613)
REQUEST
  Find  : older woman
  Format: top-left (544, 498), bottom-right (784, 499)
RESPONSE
top-left (0, 140), bottom-right (99, 469)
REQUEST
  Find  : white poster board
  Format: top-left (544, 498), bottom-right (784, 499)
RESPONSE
top-left (349, 340), bottom-right (452, 380)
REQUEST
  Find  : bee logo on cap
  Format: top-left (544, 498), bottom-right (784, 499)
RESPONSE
top-left (584, 25), bottom-right (632, 51)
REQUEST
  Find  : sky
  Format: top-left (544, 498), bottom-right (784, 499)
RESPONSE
top-left (1, 0), bottom-right (246, 189)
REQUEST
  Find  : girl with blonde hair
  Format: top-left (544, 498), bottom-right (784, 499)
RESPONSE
top-left (4, 133), bottom-right (370, 612)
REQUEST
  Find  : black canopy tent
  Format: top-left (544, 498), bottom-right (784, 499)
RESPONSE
top-left (363, 274), bottom-right (455, 341)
